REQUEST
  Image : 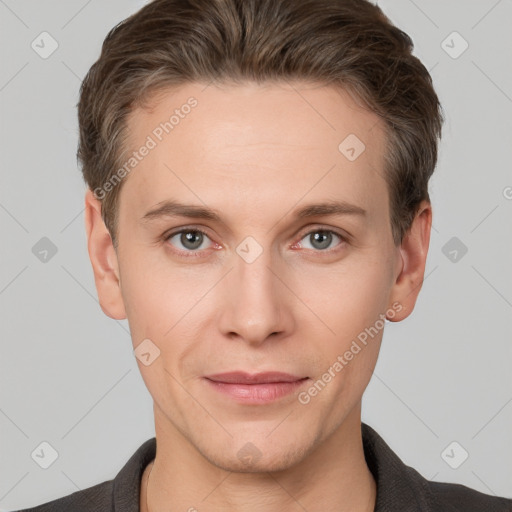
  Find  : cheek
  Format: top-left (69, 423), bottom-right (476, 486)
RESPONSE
top-left (304, 259), bottom-right (391, 391)
top-left (312, 260), bottom-right (391, 333)
top-left (118, 254), bottom-right (182, 341)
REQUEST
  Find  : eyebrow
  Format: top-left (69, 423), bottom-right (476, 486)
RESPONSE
top-left (141, 199), bottom-right (367, 223)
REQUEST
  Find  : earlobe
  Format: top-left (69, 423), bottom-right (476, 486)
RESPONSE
top-left (387, 201), bottom-right (432, 322)
top-left (84, 189), bottom-right (127, 320)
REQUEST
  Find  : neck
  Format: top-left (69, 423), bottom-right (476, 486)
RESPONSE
top-left (141, 408), bottom-right (376, 512)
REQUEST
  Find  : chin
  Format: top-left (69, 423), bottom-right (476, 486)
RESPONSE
top-left (201, 437), bottom-right (314, 474)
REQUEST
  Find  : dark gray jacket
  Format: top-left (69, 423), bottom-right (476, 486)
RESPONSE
top-left (12, 422), bottom-right (512, 511)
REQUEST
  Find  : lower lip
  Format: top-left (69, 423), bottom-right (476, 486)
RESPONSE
top-left (204, 378), bottom-right (309, 404)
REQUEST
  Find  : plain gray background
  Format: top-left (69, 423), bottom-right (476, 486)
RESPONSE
top-left (1, 0), bottom-right (511, 509)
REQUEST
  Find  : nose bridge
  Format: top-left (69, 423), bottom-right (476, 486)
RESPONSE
top-left (219, 236), bottom-right (290, 344)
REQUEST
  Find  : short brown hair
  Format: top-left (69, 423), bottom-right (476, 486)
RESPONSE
top-left (77, 0), bottom-right (443, 249)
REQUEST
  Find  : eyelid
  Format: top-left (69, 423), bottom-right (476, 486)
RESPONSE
top-left (296, 224), bottom-right (348, 241)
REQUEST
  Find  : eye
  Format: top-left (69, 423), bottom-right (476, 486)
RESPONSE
top-left (163, 226), bottom-right (347, 257)
top-left (296, 229), bottom-right (346, 252)
top-left (165, 228), bottom-right (214, 255)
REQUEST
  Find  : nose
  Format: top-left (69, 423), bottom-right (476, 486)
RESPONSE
top-left (217, 243), bottom-right (295, 346)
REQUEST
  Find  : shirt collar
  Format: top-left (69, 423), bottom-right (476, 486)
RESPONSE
top-left (361, 422), bottom-right (438, 511)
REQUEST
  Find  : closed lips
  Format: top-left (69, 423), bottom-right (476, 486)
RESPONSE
top-left (205, 372), bottom-right (308, 384)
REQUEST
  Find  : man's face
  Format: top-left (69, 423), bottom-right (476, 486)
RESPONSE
top-left (112, 81), bottom-right (402, 471)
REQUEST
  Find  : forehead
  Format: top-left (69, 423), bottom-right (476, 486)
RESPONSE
top-left (120, 81), bottom-right (388, 222)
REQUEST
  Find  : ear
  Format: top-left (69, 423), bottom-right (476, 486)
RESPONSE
top-left (387, 200), bottom-right (432, 322)
top-left (84, 188), bottom-right (127, 320)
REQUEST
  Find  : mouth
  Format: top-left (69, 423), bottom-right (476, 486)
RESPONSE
top-left (203, 371), bottom-right (310, 403)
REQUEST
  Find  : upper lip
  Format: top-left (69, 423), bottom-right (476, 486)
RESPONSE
top-left (205, 371), bottom-right (307, 384)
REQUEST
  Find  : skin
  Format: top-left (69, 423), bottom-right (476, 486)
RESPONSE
top-left (84, 81), bottom-right (431, 512)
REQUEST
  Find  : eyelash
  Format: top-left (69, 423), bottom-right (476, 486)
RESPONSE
top-left (162, 226), bottom-right (347, 258)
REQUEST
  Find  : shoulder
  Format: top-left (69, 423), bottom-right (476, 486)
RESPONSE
top-left (11, 437), bottom-right (155, 511)
top-left (361, 422), bottom-right (511, 512)
top-left (391, 460), bottom-right (512, 512)
top-left (10, 480), bottom-right (112, 512)
top-left (426, 479), bottom-right (512, 512)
